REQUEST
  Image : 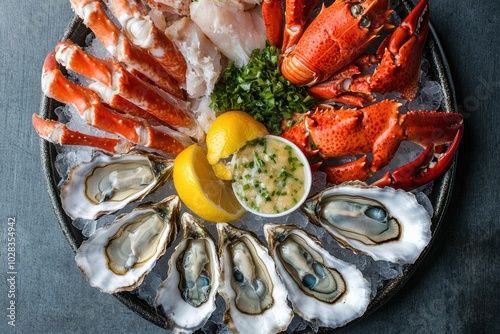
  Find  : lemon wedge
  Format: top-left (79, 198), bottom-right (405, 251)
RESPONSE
top-left (206, 111), bottom-right (268, 166)
top-left (173, 144), bottom-right (245, 222)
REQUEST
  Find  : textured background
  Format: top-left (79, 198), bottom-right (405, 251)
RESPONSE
top-left (0, 0), bottom-right (498, 333)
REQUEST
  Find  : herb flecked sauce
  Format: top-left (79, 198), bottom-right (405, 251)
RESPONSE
top-left (232, 137), bottom-right (307, 214)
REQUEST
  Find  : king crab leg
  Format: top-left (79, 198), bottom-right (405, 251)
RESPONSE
top-left (87, 81), bottom-right (165, 124)
top-left (40, 53), bottom-right (191, 155)
top-left (142, 0), bottom-right (190, 16)
top-left (103, 0), bottom-right (188, 85)
top-left (69, 0), bottom-right (184, 99)
top-left (32, 114), bottom-right (131, 154)
top-left (54, 40), bottom-right (202, 140)
top-left (54, 41), bottom-right (161, 123)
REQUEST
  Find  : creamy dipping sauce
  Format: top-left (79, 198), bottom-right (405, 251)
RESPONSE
top-left (232, 136), bottom-right (309, 215)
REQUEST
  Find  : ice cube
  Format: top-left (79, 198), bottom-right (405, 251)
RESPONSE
top-left (84, 32), bottom-right (111, 60)
top-left (286, 315), bottom-right (310, 334)
top-left (72, 218), bottom-right (88, 231)
top-left (81, 219), bottom-right (97, 237)
top-left (95, 214), bottom-right (115, 230)
top-left (376, 260), bottom-right (404, 280)
top-left (135, 271), bottom-right (164, 306)
top-left (408, 80), bottom-right (443, 111)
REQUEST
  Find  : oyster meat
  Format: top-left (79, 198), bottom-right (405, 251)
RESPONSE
top-left (264, 224), bottom-right (371, 329)
top-left (217, 223), bottom-right (293, 334)
top-left (75, 195), bottom-right (180, 294)
top-left (302, 182), bottom-right (432, 264)
top-left (61, 151), bottom-right (174, 220)
top-left (155, 213), bottom-right (220, 333)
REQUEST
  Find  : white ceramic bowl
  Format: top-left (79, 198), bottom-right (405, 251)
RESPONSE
top-left (232, 135), bottom-right (312, 218)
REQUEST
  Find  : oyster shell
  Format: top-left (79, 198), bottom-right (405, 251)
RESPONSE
top-left (264, 224), bottom-right (371, 329)
top-left (155, 213), bottom-right (219, 333)
top-left (61, 151), bottom-right (174, 220)
top-left (302, 182), bottom-right (432, 264)
top-left (217, 223), bottom-right (293, 334)
top-left (75, 195), bottom-right (180, 294)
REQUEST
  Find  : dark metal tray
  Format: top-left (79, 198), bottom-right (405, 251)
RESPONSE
top-left (38, 0), bottom-right (459, 331)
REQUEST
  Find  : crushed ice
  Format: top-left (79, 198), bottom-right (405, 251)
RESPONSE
top-left (136, 270), bottom-right (164, 306)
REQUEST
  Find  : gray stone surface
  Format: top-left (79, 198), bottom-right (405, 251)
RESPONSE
top-left (0, 0), bottom-right (498, 333)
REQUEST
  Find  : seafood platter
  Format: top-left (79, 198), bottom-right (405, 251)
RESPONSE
top-left (36, 0), bottom-right (464, 332)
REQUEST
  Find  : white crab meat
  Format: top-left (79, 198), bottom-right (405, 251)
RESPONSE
top-left (190, 0), bottom-right (267, 67)
top-left (165, 17), bottom-right (223, 98)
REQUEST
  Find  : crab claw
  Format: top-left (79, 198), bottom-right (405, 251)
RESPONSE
top-left (372, 119), bottom-right (463, 191)
top-left (320, 156), bottom-right (371, 184)
top-left (370, 0), bottom-right (430, 100)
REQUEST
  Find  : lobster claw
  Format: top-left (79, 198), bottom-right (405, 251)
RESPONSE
top-left (370, 0), bottom-right (430, 100)
top-left (387, 0), bottom-right (430, 54)
top-left (372, 122), bottom-right (463, 191)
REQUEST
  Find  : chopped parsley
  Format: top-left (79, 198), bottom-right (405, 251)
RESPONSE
top-left (210, 44), bottom-right (314, 134)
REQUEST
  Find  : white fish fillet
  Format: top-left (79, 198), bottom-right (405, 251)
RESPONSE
top-left (165, 17), bottom-right (223, 98)
top-left (190, 0), bottom-right (267, 68)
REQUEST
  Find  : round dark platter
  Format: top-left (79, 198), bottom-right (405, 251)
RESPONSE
top-left (38, 0), bottom-right (459, 332)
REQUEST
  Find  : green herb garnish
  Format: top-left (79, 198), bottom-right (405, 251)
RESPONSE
top-left (210, 44), bottom-right (314, 134)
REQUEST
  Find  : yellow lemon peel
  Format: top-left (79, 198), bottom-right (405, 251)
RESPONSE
top-left (206, 111), bottom-right (268, 166)
top-left (173, 144), bottom-right (245, 222)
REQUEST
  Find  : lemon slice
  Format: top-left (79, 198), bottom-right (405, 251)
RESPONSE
top-left (173, 144), bottom-right (245, 222)
top-left (206, 111), bottom-right (268, 166)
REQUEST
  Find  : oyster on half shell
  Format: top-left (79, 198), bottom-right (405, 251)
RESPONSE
top-left (155, 213), bottom-right (220, 334)
top-left (302, 182), bottom-right (432, 264)
top-left (60, 151), bottom-right (174, 220)
top-left (264, 224), bottom-right (371, 329)
top-left (217, 223), bottom-right (293, 334)
top-left (75, 195), bottom-right (180, 294)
